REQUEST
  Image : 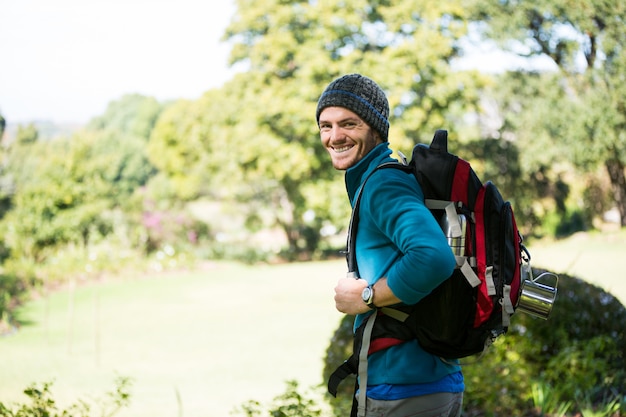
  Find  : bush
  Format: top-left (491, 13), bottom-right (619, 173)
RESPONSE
top-left (322, 269), bottom-right (626, 416)
top-left (0, 266), bottom-right (33, 335)
top-left (0, 377), bottom-right (132, 417)
top-left (322, 315), bottom-right (357, 417)
top-left (232, 380), bottom-right (325, 417)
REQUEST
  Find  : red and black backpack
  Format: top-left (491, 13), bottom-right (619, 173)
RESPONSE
top-left (329, 130), bottom-right (531, 405)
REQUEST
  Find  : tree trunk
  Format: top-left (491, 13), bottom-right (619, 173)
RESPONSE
top-left (605, 157), bottom-right (626, 226)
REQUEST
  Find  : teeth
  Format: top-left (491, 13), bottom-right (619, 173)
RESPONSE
top-left (334, 146), bottom-right (352, 153)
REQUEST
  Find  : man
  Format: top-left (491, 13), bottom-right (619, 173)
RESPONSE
top-left (316, 74), bottom-right (464, 417)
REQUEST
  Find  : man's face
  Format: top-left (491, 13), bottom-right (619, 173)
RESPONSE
top-left (319, 106), bottom-right (383, 171)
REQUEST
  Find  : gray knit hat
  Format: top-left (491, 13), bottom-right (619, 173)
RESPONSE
top-left (316, 74), bottom-right (390, 141)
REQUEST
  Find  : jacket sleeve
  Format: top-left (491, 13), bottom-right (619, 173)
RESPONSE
top-left (362, 168), bottom-right (456, 305)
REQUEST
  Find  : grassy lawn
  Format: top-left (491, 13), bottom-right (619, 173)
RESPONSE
top-left (529, 228), bottom-right (626, 306)
top-left (0, 229), bottom-right (624, 416)
top-left (0, 261), bottom-right (345, 417)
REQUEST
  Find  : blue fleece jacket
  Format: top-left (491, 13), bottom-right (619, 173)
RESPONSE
top-left (345, 142), bottom-right (463, 396)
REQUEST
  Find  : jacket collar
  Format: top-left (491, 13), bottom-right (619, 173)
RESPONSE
top-left (345, 142), bottom-right (395, 204)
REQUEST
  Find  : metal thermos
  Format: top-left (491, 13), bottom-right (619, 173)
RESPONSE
top-left (441, 213), bottom-right (466, 256)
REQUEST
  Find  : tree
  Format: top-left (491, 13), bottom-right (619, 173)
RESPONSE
top-left (147, 92), bottom-right (238, 202)
top-left (14, 123), bottom-right (38, 145)
top-left (463, 70), bottom-right (587, 237)
top-left (1, 130), bottom-right (154, 262)
top-left (471, 0), bottom-right (626, 226)
top-left (0, 114), bottom-right (11, 216)
top-left (173, 0), bottom-right (486, 258)
top-left (87, 93), bottom-right (164, 140)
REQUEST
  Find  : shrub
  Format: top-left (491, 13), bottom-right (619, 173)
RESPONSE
top-left (0, 266), bottom-right (34, 335)
top-left (0, 376), bottom-right (132, 417)
top-left (322, 315), bottom-right (356, 417)
top-left (232, 380), bottom-right (325, 417)
top-left (322, 269), bottom-right (626, 416)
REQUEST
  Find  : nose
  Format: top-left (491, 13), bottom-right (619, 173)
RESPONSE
top-left (329, 124), bottom-right (344, 141)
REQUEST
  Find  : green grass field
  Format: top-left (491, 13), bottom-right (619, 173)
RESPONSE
top-left (529, 228), bottom-right (626, 306)
top-left (0, 229), bottom-right (624, 416)
top-left (0, 261), bottom-right (344, 417)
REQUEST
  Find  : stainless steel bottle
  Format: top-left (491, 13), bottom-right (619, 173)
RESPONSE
top-left (441, 212), bottom-right (466, 256)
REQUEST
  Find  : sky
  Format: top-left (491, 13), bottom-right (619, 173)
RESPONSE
top-left (0, 0), bottom-right (236, 125)
top-left (0, 2), bottom-right (557, 126)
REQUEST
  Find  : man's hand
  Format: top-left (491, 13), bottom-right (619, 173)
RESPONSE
top-left (334, 277), bottom-right (370, 315)
top-left (334, 276), bottom-right (403, 315)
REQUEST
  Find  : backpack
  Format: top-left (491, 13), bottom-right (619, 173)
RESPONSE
top-left (328, 130), bottom-right (531, 413)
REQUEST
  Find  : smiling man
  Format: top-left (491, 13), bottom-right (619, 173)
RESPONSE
top-left (316, 74), bottom-right (464, 417)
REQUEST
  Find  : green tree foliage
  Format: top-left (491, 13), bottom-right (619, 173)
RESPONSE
top-left (470, 0), bottom-right (626, 227)
top-left (0, 129), bottom-right (154, 262)
top-left (0, 98), bottom-right (165, 324)
top-left (0, 119), bottom-right (12, 223)
top-left (148, 0), bottom-right (486, 258)
top-left (464, 71), bottom-right (587, 237)
top-left (147, 92), bottom-right (237, 201)
top-left (0, 94), bottom-right (161, 280)
top-left (14, 123), bottom-right (38, 146)
top-left (87, 94), bottom-right (164, 140)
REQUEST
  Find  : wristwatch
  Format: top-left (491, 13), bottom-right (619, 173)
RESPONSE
top-left (361, 284), bottom-right (376, 309)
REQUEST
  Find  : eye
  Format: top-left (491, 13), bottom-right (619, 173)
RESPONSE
top-left (342, 119), bottom-right (359, 128)
top-left (319, 123), bottom-right (331, 131)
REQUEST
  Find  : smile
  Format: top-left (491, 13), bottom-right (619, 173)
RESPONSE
top-left (333, 145), bottom-right (353, 153)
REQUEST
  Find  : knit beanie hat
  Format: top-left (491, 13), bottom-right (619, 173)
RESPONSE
top-left (316, 74), bottom-right (390, 141)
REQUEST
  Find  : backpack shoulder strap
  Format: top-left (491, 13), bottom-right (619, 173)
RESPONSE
top-left (346, 162), bottom-right (411, 275)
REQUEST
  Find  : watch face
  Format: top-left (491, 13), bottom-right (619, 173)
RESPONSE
top-left (362, 286), bottom-right (372, 302)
